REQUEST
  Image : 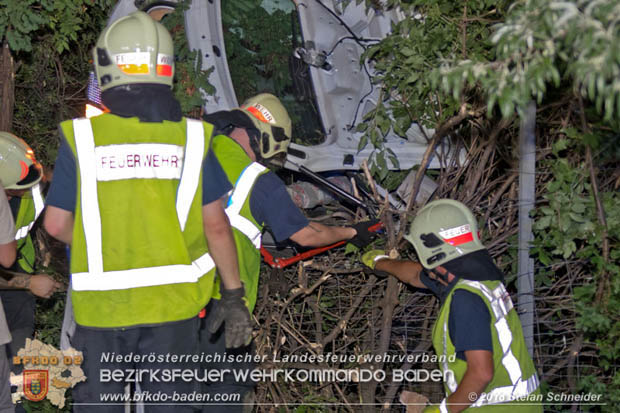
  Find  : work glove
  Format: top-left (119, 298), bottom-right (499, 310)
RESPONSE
top-left (208, 286), bottom-right (253, 348)
top-left (361, 249), bottom-right (391, 278)
top-left (348, 219), bottom-right (380, 248)
top-left (422, 405), bottom-right (441, 413)
top-left (361, 250), bottom-right (389, 270)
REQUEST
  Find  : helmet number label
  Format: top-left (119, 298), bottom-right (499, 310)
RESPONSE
top-left (114, 52), bottom-right (150, 75)
top-left (439, 224), bottom-right (474, 246)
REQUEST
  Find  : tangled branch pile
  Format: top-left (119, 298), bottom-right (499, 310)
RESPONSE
top-left (251, 106), bottom-right (618, 411)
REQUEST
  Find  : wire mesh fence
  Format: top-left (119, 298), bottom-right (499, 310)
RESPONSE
top-left (250, 129), bottom-right (617, 412)
top-left (250, 252), bottom-right (615, 412)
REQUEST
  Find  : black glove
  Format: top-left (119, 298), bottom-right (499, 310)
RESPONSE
top-left (208, 286), bottom-right (253, 348)
top-left (349, 219), bottom-right (380, 248)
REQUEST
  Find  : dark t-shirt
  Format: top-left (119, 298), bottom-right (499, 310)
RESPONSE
top-left (449, 290), bottom-right (492, 360)
top-left (420, 258), bottom-right (494, 361)
top-left (249, 172), bottom-right (309, 242)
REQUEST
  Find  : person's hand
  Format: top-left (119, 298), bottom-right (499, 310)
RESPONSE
top-left (361, 250), bottom-right (389, 270)
top-left (208, 286), bottom-right (253, 348)
top-left (348, 219), bottom-right (380, 248)
top-left (29, 274), bottom-right (61, 298)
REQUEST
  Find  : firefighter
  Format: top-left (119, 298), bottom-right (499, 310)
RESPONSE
top-left (0, 133), bottom-right (60, 368)
top-left (43, 11), bottom-right (249, 412)
top-left (200, 93), bottom-right (377, 411)
top-left (362, 199), bottom-right (542, 412)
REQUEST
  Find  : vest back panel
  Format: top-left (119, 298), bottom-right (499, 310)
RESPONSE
top-left (62, 114), bottom-right (215, 327)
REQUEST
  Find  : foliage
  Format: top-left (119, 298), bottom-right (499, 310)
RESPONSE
top-left (357, 0), bottom-right (506, 176)
top-left (222, 0), bottom-right (294, 102)
top-left (360, 0), bottom-right (620, 407)
top-left (157, 0), bottom-right (215, 116)
top-left (530, 132), bottom-right (620, 406)
top-left (222, 1), bottom-right (323, 144)
top-left (437, 0), bottom-right (620, 121)
top-left (360, 0), bottom-right (619, 176)
top-left (0, 0), bottom-right (113, 54)
top-left (10, 0), bottom-right (113, 166)
top-left (6, 3), bottom-right (112, 410)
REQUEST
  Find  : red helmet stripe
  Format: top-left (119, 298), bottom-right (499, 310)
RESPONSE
top-left (246, 106), bottom-right (269, 123)
top-left (156, 64), bottom-right (172, 77)
top-left (443, 231), bottom-right (474, 246)
top-left (19, 161), bottom-right (28, 180)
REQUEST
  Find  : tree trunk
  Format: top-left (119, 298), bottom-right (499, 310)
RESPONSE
top-left (0, 41), bottom-right (15, 131)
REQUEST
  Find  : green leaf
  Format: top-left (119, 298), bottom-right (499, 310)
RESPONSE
top-left (552, 138), bottom-right (569, 155)
top-left (406, 72), bottom-right (419, 84)
top-left (562, 241), bottom-right (576, 259)
top-left (568, 212), bottom-right (585, 223)
top-left (344, 243), bottom-right (359, 255)
top-left (358, 133), bottom-right (369, 152)
top-left (571, 202), bottom-right (586, 213)
top-left (534, 215), bottom-right (552, 230)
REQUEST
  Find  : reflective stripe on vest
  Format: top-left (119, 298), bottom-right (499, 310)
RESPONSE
top-left (225, 162), bottom-right (266, 249)
top-left (448, 280), bottom-right (540, 406)
top-left (71, 118), bottom-right (214, 291)
top-left (14, 184), bottom-right (44, 240)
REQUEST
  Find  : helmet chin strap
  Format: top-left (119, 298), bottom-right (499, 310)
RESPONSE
top-left (429, 266), bottom-right (456, 286)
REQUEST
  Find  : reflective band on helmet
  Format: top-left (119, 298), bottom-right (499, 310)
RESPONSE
top-left (19, 161), bottom-right (28, 180)
top-left (245, 105), bottom-right (275, 124)
top-left (72, 118), bottom-right (211, 291)
top-left (14, 184), bottom-right (44, 241)
top-left (443, 231), bottom-right (474, 246)
top-left (225, 162), bottom-right (266, 249)
top-left (156, 54), bottom-right (173, 76)
top-left (115, 52), bottom-right (150, 75)
top-left (439, 224), bottom-right (473, 246)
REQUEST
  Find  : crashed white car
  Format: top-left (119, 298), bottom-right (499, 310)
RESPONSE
top-left (109, 0), bottom-right (452, 178)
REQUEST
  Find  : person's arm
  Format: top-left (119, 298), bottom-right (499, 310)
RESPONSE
top-left (202, 198), bottom-right (241, 289)
top-left (200, 146), bottom-right (252, 348)
top-left (43, 139), bottom-right (77, 244)
top-left (289, 222), bottom-right (356, 247)
top-left (374, 258), bottom-right (426, 289)
top-left (0, 242), bottom-right (16, 269)
top-left (251, 173), bottom-right (364, 247)
top-left (0, 272), bottom-right (61, 299)
top-left (43, 206), bottom-right (74, 244)
top-left (445, 350), bottom-right (494, 412)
